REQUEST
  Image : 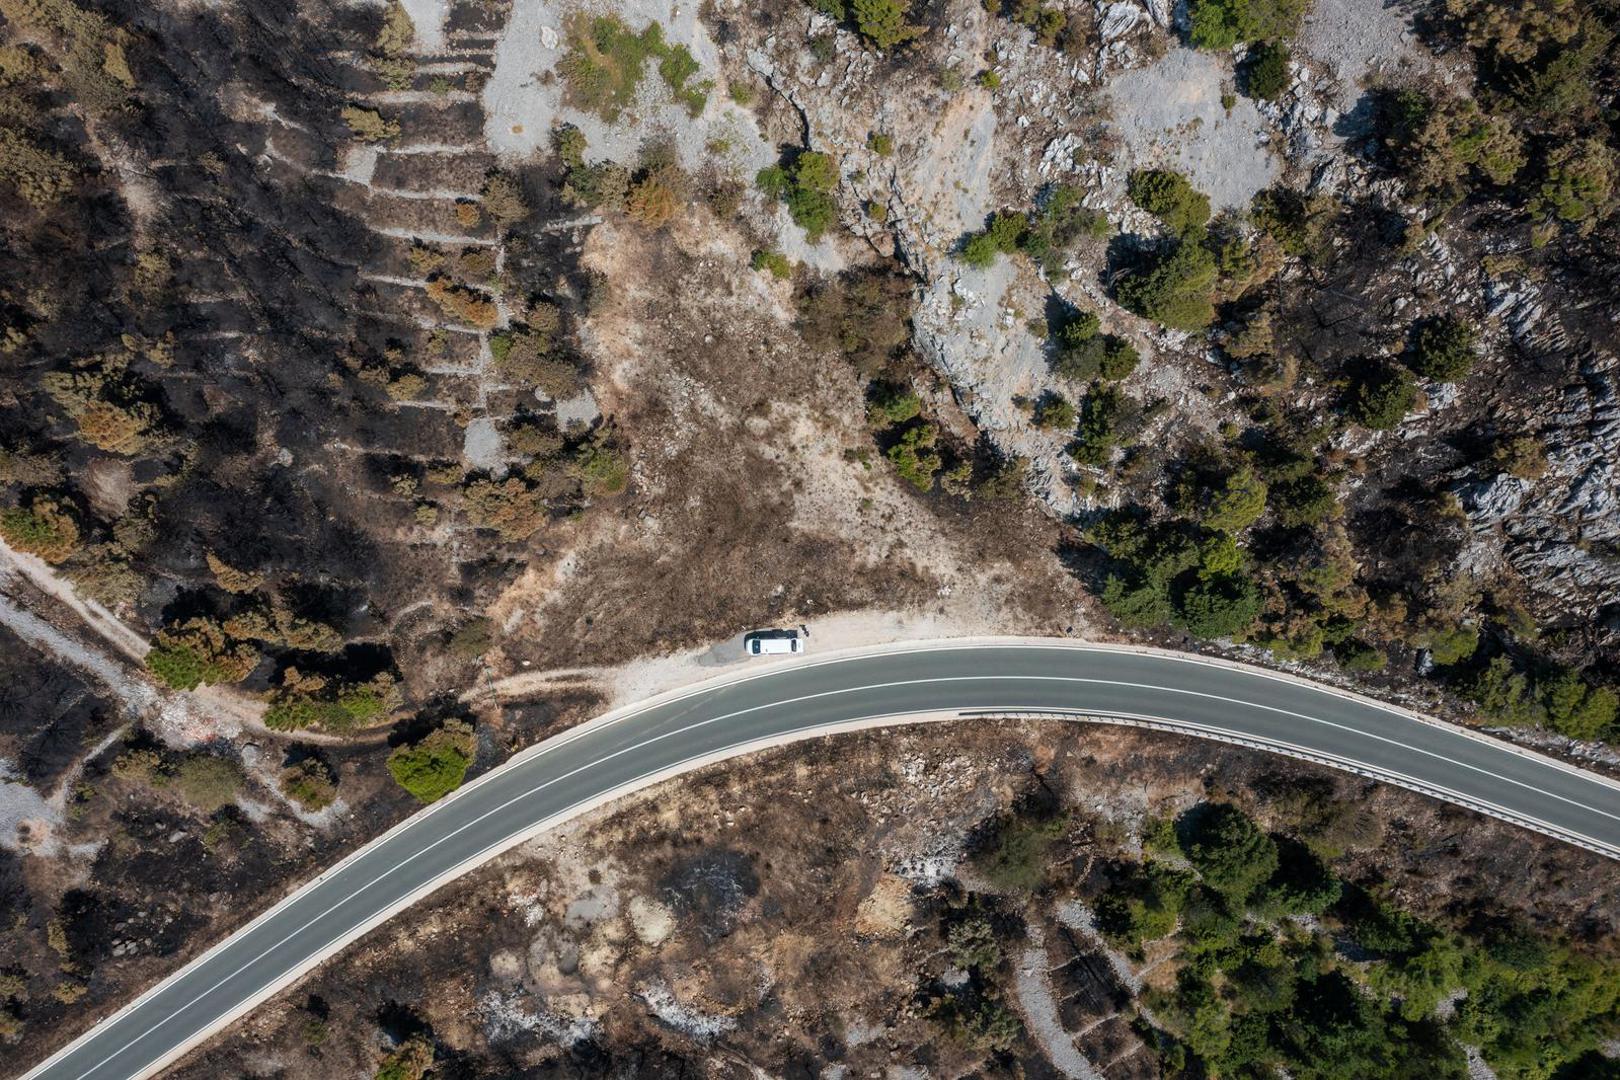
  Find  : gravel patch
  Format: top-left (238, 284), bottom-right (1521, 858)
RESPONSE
top-left (1105, 47), bottom-right (1279, 209)
top-left (1297, 0), bottom-right (1434, 107)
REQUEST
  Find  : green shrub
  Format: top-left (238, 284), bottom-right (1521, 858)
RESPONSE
top-left (341, 106), bottom-right (398, 142)
top-left (960, 210), bottom-right (1027, 267)
top-left (263, 675), bottom-right (400, 733)
top-left (0, 498), bottom-right (79, 563)
top-left (867, 382), bottom-right (922, 427)
top-left (1408, 316), bottom-right (1477, 381)
top-left (1346, 362), bottom-right (1418, 429)
top-left (657, 42), bottom-right (709, 116)
top-left (973, 810), bottom-right (1068, 891)
top-left (851, 0), bottom-right (922, 49)
top-left (1261, 836), bottom-right (1341, 915)
top-left (1470, 656), bottom-right (1539, 726)
top-left (388, 720), bottom-right (477, 803)
top-left (886, 423), bottom-right (942, 491)
top-left (559, 14), bottom-right (663, 121)
top-left (1115, 239), bottom-right (1218, 331)
top-left (1539, 669), bottom-right (1618, 740)
top-left (1177, 803), bottom-right (1277, 904)
top-left (375, 1034), bottom-right (434, 1080)
top-left (758, 151), bottom-right (840, 241)
top-left (1530, 138), bottom-right (1614, 230)
top-left (1242, 41), bottom-right (1290, 100)
top-left (1127, 169), bottom-right (1211, 235)
top-left (1251, 185), bottom-right (1320, 257)
top-left (280, 758), bottom-right (338, 812)
top-left (1019, 183), bottom-right (1109, 272)
top-left (1424, 625), bottom-right (1479, 667)
top-left (1177, 571), bottom-right (1262, 639)
top-left (1271, 473), bottom-right (1339, 528)
top-left (572, 436), bottom-right (630, 497)
top-left (1069, 382), bottom-right (1127, 465)
top-left (1032, 393), bottom-right (1076, 430)
top-left (1202, 465), bottom-right (1268, 534)
top-left (750, 249), bottom-right (792, 278)
top-left (946, 915), bottom-right (1002, 970)
top-left (170, 754), bottom-right (245, 813)
top-left (146, 618), bottom-right (257, 691)
top-left (867, 130), bottom-right (893, 155)
top-left (447, 617), bottom-right (495, 658)
top-left (1336, 639), bottom-right (1386, 672)
top-left (1186, 0), bottom-right (1306, 48)
top-left (1053, 308), bottom-right (1140, 382)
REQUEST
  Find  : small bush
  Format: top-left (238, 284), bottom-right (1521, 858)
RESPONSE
top-left (1127, 169), bottom-right (1211, 235)
top-left (425, 278), bottom-right (498, 329)
top-left (867, 130), bottom-right (894, 156)
top-left (464, 476), bottom-right (548, 539)
top-left (375, 1034), bottom-right (435, 1080)
top-left (1336, 639), bottom-right (1386, 672)
top-left (1177, 571), bottom-right (1262, 639)
top-left (1114, 239), bottom-right (1218, 332)
top-left (572, 437), bottom-right (630, 497)
top-left (1069, 382), bottom-right (1127, 465)
top-left (388, 720), bottom-right (477, 803)
top-left (1424, 625), bottom-right (1479, 667)
top-left (1178, 802), bottom-right (1278, 903)
top-left (559, 14), bottom-right (663, 120)
top-left (1202, 465), bottom-right (1268, 534)
top-left (448, 616), bottom-right (495, 659)
top-left (867, 382), bottom-right (922, 427)
top-left (1540, 669), bottom-right (1618, 740)
top-left (887, 423), bottom-right (942, 491)
top-left (758, 151), bottom-right (840, 241)
top-left (171, 754), bottom-right (245, 813)
top-left (1187, 0), bottom-right (1306, 49)
top-left (1242, 40), bottom-right (1290, 100)
top-left (341, 106), bottom-right (398, 142)
top-left (973, 810), bottom-right (1068, 891)
top-left (851, 0), bottom-right (922, 50)
top-left (280, 758), bottom-right (338, 812)
top-left (1407, 315), bottom-right (1477, 381)
top-left (0, 498), bottom-right (79, 563)
top-left (480, 172), bottom-right (528, 229)
top-left (751, 249), bottom-right (792, 279)
top-left (1346, 362), bottom-right (1418, 429)
top-left (1529, 137), bottom-right (1614, 230)
top-left (959, 210), bottom-right (1027, 268)
top-left (1053, 310), bottom-right (1139, 382)
top-left (1033, 393), bottom-right (1076, 430)
top-left (1271, 472), bottom-right (1339, 528)
top-left (146, 618), bottom-right (257, 690)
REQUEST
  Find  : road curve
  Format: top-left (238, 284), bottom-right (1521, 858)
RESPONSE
top-left (22, 641), bottom-right (1620, 1080)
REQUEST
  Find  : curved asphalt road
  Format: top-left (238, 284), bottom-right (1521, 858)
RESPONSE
top-left (22, 642), bottom-right (1620, 1080)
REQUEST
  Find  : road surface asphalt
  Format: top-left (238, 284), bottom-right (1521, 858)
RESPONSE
top-left (23, 642), bottom-right (1620, 1080)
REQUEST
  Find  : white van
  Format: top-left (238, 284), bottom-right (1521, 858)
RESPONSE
top-left (744, 629), bottom-right (804, 656)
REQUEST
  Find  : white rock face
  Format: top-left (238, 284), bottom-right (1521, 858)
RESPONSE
top-left (1458, 475), bottom-right (1531, 525)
